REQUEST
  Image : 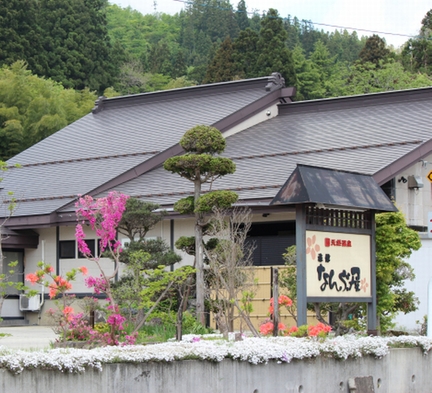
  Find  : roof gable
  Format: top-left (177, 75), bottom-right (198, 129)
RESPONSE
top-left (2, 74), bottom-right (290, 223)
top-left (270, 164), bottom-right (397, 212)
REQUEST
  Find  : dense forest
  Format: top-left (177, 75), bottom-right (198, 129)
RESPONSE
top-left (0, 0), bottom-right (431, 160)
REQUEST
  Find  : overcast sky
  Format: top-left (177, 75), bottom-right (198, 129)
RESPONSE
top-left (111, 0), bottom-right (431, 48)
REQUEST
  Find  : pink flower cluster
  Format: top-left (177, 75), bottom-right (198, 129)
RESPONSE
top-left (75, 192), bottom-right (129, 256)
top-left (269, 295), bottom-right (293, 315)
top-left (85, 275), bottom-right (108, 294)
top-left (25, 264), bottom-right (87, 299)
top-left (107, 314), bottom-right (126, 331)
top-left (259, 320), bottom-right (332, 337)
top-left (308, 322), bottom-right (332, 337)
top-left (259, 321), bottom-right (287, 335)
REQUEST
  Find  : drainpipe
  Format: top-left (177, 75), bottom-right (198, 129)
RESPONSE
top-left (428, 278), bottom-right (432, 337)
top-left (39, 240), bottom-right (45, 309)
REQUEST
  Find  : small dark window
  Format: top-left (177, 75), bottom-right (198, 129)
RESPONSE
top-left (381, 179), bottom-right (395, 201)
top-left (78, 239), bottom-right (96, 258)
top-left (59, 240), bottom-right (76, 259)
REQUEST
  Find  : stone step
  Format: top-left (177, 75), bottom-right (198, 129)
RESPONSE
top-left (0, 319), bottom-right (30, 327)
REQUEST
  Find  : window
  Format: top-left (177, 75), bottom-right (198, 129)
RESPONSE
top-left (78, 239), bottom-right (96, 259)
top-left (59, 240), bottom-right (76, 259)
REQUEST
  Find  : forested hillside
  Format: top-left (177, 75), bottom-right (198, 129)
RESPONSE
top-left (0, 0), bottom-right (431, 159)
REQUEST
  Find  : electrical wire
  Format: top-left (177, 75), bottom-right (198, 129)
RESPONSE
top-left (173, 0), bottom-right (426, 40)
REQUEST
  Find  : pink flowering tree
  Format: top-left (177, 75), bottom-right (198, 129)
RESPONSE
top-left (75, 191), bottom-right (130, 342)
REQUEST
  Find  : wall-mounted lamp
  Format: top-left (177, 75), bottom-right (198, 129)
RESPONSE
top-left (398, 176), bottom-right (408, 183)
top-left (408, 175), bottom-right (424, 190)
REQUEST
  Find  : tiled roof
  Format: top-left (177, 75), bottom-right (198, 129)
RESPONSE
top-left (2, 75), bottom-right (286, 219)
top-left (3, 81), bottom-right (432, 226)
top-left (100, 88), bottom-right (432, 208)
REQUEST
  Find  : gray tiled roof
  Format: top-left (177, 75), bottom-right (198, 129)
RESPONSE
top-left (3, 76), bottom-right (282, 218)
top-left (3, 82), bottom-right (432, 224)
top-left (102, 89), bottom-right (431, 208)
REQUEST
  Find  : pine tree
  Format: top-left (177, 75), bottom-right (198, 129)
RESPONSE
top-left (0, 0), bottom-right (42, 73)
top-left (232, 28), bottom-right (259, 78)
top-left (236, 0), bottom-right (249, 31)
top-left (164, 125), bottom-right (237, 325)
top-left (291, 46), bottom-right (321, 100)
top-left (36, 0), bottom-right (115, 92)
top-left (402, 9), bottom-right (432, 75)
top-left (284, 15), bottom-right (301, 50)
top-left (359, 35), bottom-right (390, 66)
top-left (204, 37), bottom-right (238, 83)
top-left (254, 9), bottom-right (297, 86)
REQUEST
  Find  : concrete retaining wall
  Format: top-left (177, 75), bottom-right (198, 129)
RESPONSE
top-left (0, 348), bottom-right (431, 393)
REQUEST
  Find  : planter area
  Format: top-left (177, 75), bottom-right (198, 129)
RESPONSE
top-left (0, 336), bottom-right (431, 393)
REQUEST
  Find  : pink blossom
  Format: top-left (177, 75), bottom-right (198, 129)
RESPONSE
top-left (107, 314), bottom-right (126, 330)
top-left (85, 275), bottom-right (108, 294)
top-left (75, 192), bottom-right (129, 254)
top-left (76, 224), bottom-right (91, 256)
top-left (25, 273), bottom-right (39, 284)
top-left (79, 266), bottom-right (88, 275)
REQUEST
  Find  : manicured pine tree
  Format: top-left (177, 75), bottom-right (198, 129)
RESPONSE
top-left (164, 125), bottom-right (237, 326)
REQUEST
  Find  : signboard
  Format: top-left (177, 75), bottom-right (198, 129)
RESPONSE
top-left (428, 171), bottom-right (432, 183)
top-left (306, 230), bottom-right (371, 298)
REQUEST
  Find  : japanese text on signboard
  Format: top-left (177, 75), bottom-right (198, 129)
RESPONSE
top-left (306, 231), bottom-right (371, 298)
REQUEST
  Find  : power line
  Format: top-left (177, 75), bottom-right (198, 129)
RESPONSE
top-left (173, 0), bottom-right (420, 40)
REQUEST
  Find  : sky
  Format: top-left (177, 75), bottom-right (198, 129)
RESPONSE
top-left (111, 0), bottom-right (431, 48)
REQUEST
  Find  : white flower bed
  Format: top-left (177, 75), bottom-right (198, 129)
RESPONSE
top-left (0, 335), bottom-right (430, 374)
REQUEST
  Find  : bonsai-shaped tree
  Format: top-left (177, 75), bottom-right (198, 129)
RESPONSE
top-left (164, 125), bottom-right (237, 325)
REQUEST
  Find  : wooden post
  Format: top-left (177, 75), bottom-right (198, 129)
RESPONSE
top-left (296, 205), bottom-right (307, 326)
top-left (272, 268), bottom-right (279, 337)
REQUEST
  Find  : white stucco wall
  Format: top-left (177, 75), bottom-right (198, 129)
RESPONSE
top-left (394, 154), bottom-right (432, 228)
top-left (392, 155), bottom-right (432, 330)
top-left (394, 235), bottom-right (432, 331)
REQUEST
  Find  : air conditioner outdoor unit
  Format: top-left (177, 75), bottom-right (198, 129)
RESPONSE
top-left (19, 294), bottom-right (41, 312)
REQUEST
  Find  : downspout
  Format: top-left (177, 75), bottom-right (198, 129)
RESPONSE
top-left (39, 240), bottom-right (45, 309)
top-left (170, 219), bottom-right (174, 272)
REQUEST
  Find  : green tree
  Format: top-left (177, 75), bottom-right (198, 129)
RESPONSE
top-left (291, 46), bottom-right (321, 100)
top-left (308, 40), bottom-right (334, 98)
top-left (254, 9), bottom-right (297, 86)
top-left (117, 198), bottom-right (181, 269)
top-left (326, 60), bottom-right (432, 97)
top-left (326, 30), bottom-right (364, 63)
top-left (402, 10), bottom-right (432, 75)
top-left (298, 19), bottom-right (324, 56)
top-left (236, 0), bottom-right (250, 31)
top-left (232, 28), bottom-right (259, 78)
top-left (36, 0), bottom-right (115, 92)
top-left (0, 61), bottom-right (98, 159)
top-left (284, 15), bottom-right (301, 50)
top-left (0, 0), bottom-right (42, 73)
top-left (374, 211), bottom-right (421, 331)
top-left (359, 35), bottom-right (391, 66)
top-left (110, 198), bottom-right (188, 333)
top-left (204, 37), bottom-right (238, 83)
top-left (164, 125), bottom-right (237, 325)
